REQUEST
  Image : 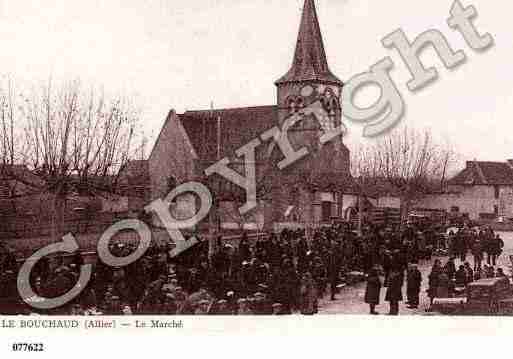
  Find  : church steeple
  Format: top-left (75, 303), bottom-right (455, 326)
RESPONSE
top-left (276, 0), bottom-right (342, 86)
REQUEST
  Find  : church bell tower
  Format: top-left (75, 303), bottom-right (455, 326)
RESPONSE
top-left (275, 0), bottom-right (344, 131)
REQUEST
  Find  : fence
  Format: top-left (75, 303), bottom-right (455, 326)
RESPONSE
top-left (0, 212), bottom-right (132, 240)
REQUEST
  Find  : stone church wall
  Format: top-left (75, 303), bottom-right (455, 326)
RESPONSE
top-left (149, 110), bottom-right (199, 201)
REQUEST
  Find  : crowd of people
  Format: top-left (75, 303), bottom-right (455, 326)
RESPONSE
top-left (426, 227), bottom-right (506, 305)
top-left (364, 225), bottom-right (507, 315)
top-left (2, 225), bottom-right (376, 315)
top-left (0, 223), bottom-right (509, 316)
top-left (0, 243), bottom-right (17, 302)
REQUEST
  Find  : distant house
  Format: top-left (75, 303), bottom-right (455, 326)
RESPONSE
top-left (0, 164), bottom-right (45, 215)
top-left (342, 185), bottom-right (401, 228)
top-left (342, 178), bottom-right (402, 218)
top-left (117, 160), bottom-right (151, 213)
top-left (0, 164), bottom-right (143, 239)
top-left (417, 160), bottom-right (513, 220)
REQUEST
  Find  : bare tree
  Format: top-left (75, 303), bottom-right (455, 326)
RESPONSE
top-left (0, 77), bottom-right (33, 230)
top-left (352, 128), bottom-right (457, 226)
top-left (437, 137), bottom-right (462, 192)
top-left (350, 143), bottom-right (383, 233)
top-left (0, 78), bottom-right (17, 167)
top-left (370, 127), bottom-right (457, 223)
top-left (10, 79), bottom-right (145, 239)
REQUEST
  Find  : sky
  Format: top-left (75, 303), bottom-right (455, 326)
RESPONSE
top-left (0, 0), bottom-right (511, 164)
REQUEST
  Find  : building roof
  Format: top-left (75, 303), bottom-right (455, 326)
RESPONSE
top-left (275, 0), bottom-right (343, 86)
top-left (0, 164), bottom-right (45, 189)
top-left (305, 173), bottom-right (355, 192)
top-left (178, 105), bottom-right (278, 162)
top-left (116, 160), bottom-right (150, 199)
top-left (177, 105), bottom-right (354, 191)
top-left (0, 165), bottom-right (45, 201)
top-left (119, 160), bottom-right (149, 183)
top-left (448, 161), bottom-right (513, 186)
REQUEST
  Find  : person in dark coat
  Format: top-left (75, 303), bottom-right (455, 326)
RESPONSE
top-left (364, 267), bottom-right (382, 315)
top-left (455, 265), bottom-right (468, 287)
top-left (487, 234), bottom-right (504, 266)
top-left (299, 272), bottom-right (317, 315)
top-left (296, 237), bottom-right (309, 273)
top-left (382, 250), bottom-right (392, 287)
top-left (444, 258), bottom-right (456, 280)
top-left (472, 236), bottom-right (484, 272)
top-left (385, 269), bottom-right (403, 315)
top-left (496, 267), bottom-right (507, 278)
top-left (406, 264), bottom-right (422, 309)
top-left (270, 264), bottom-right (295, 314)
top-left (454, 231), bottom-right (467, 263)
top-left (427, 260), bottom-right (442, 307)
top-left (327, 246), bottom-right (341, 301)
top-left (238, 237), bottom-right (251, 263)
top-left (311, 257), bottom-right (327, 298)
top-left (463, 262), bottom-right (474, 284)
top-left (474, 262), bottom-right (483, 281)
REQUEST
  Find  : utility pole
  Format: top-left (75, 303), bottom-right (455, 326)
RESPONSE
top-left (208, 102), bottom-right (221, 262)
top-left (357, 189), bottom-right (363, 236)
top-left (208, 194), bottom-right (219, 261)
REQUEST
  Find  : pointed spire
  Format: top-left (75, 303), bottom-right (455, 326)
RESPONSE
top-left (276, 0), bottom-right (342, 86)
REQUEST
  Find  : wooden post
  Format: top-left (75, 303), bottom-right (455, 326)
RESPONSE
top-left (208, 193), bottom-right (218, 261)
top-left (358, 191), bottom-right (363, 236)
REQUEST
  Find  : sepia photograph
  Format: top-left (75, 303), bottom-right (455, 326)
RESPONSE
top-left (0, 1), bottom-right (512, 352)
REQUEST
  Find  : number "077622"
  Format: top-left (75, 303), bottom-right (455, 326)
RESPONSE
top-left (11, 343), bottom-right (44, 352)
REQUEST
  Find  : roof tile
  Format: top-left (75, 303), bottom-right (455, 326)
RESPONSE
top-left (179, 105), bottom-right (277, 161)
top-left (448, 161), bottom-right (513, 185)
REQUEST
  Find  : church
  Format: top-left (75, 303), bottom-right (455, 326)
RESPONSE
top-left (146, 0), bottom-right (354, 233)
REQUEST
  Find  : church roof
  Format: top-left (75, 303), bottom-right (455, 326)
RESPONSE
top-left (276, 0), bottom-right (343, 86)
top-left (177, 105), bottom-right (354, 191)
top-left (178, 105), bottom-right (278, 162)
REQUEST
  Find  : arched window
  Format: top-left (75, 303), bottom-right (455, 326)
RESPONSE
top-left (285, 95), bottom-right (304, 112)
top-left (295, 96), bottom-right (305, 108)
top-left (329, 97), bottom-right (340, 114)
top-left (320, 94), bottom-right (339, 115)
top-left (286, 96), bottom-right (296, 111)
